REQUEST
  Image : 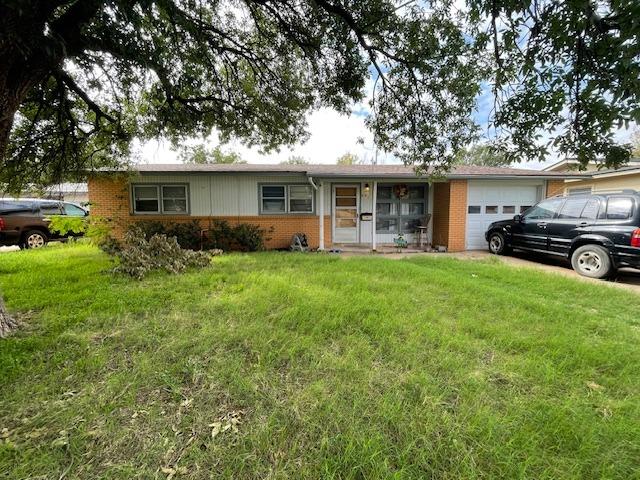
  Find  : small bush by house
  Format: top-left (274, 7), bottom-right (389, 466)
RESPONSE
top-left (205, 220), bottom-right (270, 252)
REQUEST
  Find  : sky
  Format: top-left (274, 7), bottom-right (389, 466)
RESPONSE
top-left (138, 81), bottom-right (636, 172)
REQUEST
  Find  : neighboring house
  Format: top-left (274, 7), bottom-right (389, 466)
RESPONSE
top-left (45, 183), bottom-right (89, 204)
top-left (88, 164), bottom-right (581, 251)
top-left (1, 183), bottom-right (89, 205)
top-left (544, 158), bottom-right (640, 196)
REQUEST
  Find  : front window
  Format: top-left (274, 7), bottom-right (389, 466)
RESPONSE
top-left (376, 184), bottom-right (427, 233)
top-left (132, 184), bottom-right (189, 214)
top-left (568, 187), bottom-right (592, 196)
top-left (288, 185), bottom-right (313, 213)
top-left (523, 198), bottom-right (564, 220)
top-left (162, 186), bottom-right (188, 213)
top-left (133, 185), bottom-right (159, 213)
top-left (260, 185), bottom-right (314, 214)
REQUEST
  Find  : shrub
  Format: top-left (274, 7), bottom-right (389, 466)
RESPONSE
top-left (131, 220), bottom-right (203, 250)
top-left (165, 221), bottom-right (203, 250)
top-left (114, 227), bottom-right (218, 279)
top-left (204, 220), bottom-right (269, 252)
top-left (48, 215), bottom-right (87, 237)
top-left (232, 223), bottom-right (268, 251)
top-left (205, 220), bottom-right (234, 251)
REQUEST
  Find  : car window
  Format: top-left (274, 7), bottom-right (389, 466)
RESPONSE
top-left (606, 197), bottom-right (633, 220)
top-left (63, 203), bottom-right (86, 216)
top-left (523, 198), bottom-right (564, 220)
top-left (0, 200), bottom-right (35, 212)
top-left (580, 198), bottom-right (600, 220)
top-left (39, 202), bottom-right (62, 215)
top-left (558, 197), bottom-right (588, 219)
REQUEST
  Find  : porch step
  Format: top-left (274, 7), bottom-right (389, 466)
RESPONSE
top-left (330, 244), bottom-right (435, 254)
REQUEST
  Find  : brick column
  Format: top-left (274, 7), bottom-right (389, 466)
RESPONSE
top-left (432, 182), bottom-right (450, 247)
top-left (88, 175), bottom-right (132, 236)
top-left (546, 180), bottom-right (565, 197)
top-left (447, 179), bottom-right (468, 252)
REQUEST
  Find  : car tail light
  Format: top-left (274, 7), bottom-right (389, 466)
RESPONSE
top-left (632, 228), bottom-right (640, 247)
top-left (0, 217), bottom-right (4, 231)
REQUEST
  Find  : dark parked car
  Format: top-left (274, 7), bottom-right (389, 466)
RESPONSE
top-left (0, 199), bottom-right (88, 249)
top-left (485, 191), bottom-right (640, 278)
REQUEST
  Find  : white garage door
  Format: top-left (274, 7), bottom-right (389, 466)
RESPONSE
top-left (466, 180), bottom-right (543, 250)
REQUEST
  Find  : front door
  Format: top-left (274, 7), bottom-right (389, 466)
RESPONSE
top-left (333, 185), bottom-right (360, 243)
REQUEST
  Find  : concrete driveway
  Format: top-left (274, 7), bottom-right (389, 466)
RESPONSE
top-left (493, 250), bottom-right (640, 293)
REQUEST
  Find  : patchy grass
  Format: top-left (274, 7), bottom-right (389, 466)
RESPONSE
top-left (1, 243), bottom-right (639, 479)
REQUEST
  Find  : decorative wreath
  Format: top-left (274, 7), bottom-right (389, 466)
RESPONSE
top-left (393, 184), bottom-right (409, 199)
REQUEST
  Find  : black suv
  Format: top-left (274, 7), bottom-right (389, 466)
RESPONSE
top-left (0, 199), bottom-right (88, 249)
top-left (485, 191), bottom-right (640, 278)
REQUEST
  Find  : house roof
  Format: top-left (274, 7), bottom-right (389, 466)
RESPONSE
top-left (543, 158), bottom-right (640, 172)
top-left (122, 163), bottom-right (585, 179)
top-left (587, 164), bottom-right (640, 178)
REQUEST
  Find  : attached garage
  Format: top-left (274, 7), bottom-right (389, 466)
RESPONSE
top-left (465, 180), bottom-right (544, 250)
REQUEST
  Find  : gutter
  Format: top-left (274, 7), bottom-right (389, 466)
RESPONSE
top-left (307, 176), bottom-right (319, 190)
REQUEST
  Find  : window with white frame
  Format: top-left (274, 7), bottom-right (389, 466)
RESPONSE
top-left (260, 185), bottom-right (313, 214)
top-left (132, 184), bottom-right (189, 214)
top-left (568, 187), bottom-right (593, 196)
top-left (376, 184), bottom-right (426, 233)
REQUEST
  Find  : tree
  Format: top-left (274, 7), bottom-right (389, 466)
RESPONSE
top-left (0, 295), bottom-right (18, 338)
top-left (3, 1), bottom-right (638, 184)
top-left (280, 155), bottom-right (309, 165)
top-left (336, 153), bottom-right (359, 165)
top-left (453, 145), bottom-right (510, 167)
top-left (179, 145), bottom-right (246, 164)
top-left (1, 0), bottom-right (482, 193)
top-left (473, 0), bottom-right (639, 168)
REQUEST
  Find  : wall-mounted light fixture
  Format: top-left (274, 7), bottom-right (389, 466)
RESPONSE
top-left (363, 183), bottom-right (371, 198)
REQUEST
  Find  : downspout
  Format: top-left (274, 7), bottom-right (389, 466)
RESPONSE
top-left (308, 176), bottom-right (325, 250)
top-left (372, 180), bottom-right (377, 251)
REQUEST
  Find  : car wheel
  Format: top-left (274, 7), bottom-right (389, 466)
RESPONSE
top-left (571, 244), bottom-right (612, 279)
top-left (22, 230), bottom-right (48, 249)
top-left (488, 232), bottom-right (508, 255)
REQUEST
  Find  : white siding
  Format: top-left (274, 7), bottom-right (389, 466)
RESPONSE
top-left (132, 173), bottom-right (310, 216)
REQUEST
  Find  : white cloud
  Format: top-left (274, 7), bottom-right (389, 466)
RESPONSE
top-left (136, 106), bottom-right (385, 165)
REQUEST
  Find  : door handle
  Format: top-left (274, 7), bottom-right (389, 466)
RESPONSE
top-left (578, 221), bottom-right (589, 227)
top-left (537, 222), bottom-right (547, 228)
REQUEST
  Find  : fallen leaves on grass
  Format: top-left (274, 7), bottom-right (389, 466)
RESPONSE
top-left (209, 410), bottom-right (244, 439)
top-left (586, 381), bottom-right (604, 392)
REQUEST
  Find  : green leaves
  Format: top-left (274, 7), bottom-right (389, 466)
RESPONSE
top-left (473, 0), bottom-right (640, 168)
top-left (2, 0), bottom-right (638, 188)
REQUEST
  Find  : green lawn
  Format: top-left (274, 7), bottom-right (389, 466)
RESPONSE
top-left (1, 244), bottom-right (639, 479)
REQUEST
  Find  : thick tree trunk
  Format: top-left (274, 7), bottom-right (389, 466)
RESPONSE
top-left (0, 295), bottom-right (18, 338)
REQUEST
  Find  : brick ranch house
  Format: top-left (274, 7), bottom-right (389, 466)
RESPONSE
top-left (88, 164), bottom-right (582, 251)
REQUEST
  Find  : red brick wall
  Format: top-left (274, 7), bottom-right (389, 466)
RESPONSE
top-left (88, 176), bottom-right (331, 249)
top-left (546, 179), bottom-right (565, 197)
top-left (431, 180), bottom-right (467, 252)
top-left (447, 179), bottom-right (468, 252)
top-left (432, 182), bottom-right (450, 247)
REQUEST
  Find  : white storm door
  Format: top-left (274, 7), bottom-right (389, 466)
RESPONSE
top-left (333, 185), bottom-right (360, 243)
